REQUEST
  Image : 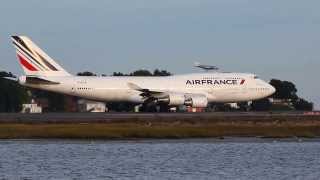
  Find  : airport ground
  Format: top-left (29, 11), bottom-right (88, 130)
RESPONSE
top-left (0, 112), bottom-right (319, 139)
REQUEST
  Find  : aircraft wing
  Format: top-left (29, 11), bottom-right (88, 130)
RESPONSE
top-left (127, 82), bottom-right (208, 107)
top-left (127, 82), bottom-right (169, 100)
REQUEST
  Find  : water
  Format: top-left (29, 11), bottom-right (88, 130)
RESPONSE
top-left (0, 139), bottom-right (319, 180)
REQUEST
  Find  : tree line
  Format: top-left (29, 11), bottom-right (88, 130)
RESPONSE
top-left (0, 71), bottom-right (29, 112)
top-left (77, 69), bottom-right (171, 77)
top-left (249, 79), bottom-right (313, 111)
top-left (0, 70), bottom-right (313, 112)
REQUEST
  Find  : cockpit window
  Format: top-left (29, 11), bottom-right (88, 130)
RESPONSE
top-left (254, 76), bottom-right (259, 79)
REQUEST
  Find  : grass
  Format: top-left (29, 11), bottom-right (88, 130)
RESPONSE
top-left (0, 121), bottom-right (319, 139)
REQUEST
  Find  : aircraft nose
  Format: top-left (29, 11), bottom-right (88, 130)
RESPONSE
top-left (268, 84), bottom-right (276, 96)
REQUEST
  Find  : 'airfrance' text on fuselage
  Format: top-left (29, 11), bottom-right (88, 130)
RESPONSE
top-left (186, 79), bottom-right (245, 85)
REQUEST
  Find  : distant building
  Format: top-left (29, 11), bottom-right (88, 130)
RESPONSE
top-left (134, 105), bottom-right (142, 112)
top-left (228, 103), bottom-right (239, 109)
top-left (270, 98), bottom-right (293, 106)
top-left (21, 103), bottom-right (42, 113)
top-left (77, 99), bottom-right (107, 112)
top-left (269, 98), bottom-right (294, 110)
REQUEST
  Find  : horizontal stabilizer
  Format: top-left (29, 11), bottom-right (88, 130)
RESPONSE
top-left (1, 77), bottom-right (18, 82)
top-left (25, 76), bottom-right (60, 85)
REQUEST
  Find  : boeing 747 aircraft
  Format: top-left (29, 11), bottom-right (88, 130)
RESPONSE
top-left (11, 36), bottom-right (275, 108)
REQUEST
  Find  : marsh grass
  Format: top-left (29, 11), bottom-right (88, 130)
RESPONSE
top-left (0, 121), bottom-right (319, 139)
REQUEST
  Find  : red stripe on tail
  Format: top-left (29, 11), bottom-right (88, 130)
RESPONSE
top-left (240, 79), bottom-right (245, 85)
top-left (17, 54), bottom-right (38, 71)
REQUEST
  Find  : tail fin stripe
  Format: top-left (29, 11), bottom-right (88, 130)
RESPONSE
top-left (15, 47), bottom-right (46, 71)
top-left (35, 52), bottom-right (58, 71)
top-left (17, 50), bottom-right (44, 71)
top-left (11, 35), bottom-right (71, 76)
top-left (13, 40), bottom-right (58, 71)
top-left (12, 36), bottom-right (33, 54)
top-left (13, 40), bottom-right (36, 58)
top-left (14, 42), bottom-right (49, 71)
top-left (17, 54), bottom-right (38, 71)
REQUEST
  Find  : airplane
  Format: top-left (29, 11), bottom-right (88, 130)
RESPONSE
top-left (11, 36), bottom-right (276, 109)
top-left (194, 62), bottom-right (219, 71)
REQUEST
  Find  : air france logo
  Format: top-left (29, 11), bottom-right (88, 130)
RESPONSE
top-left (186, 79), bottom-right (245, 85)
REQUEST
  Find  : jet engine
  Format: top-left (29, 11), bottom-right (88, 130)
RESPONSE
top-left (158, 93), bottom-right (208, 108)
top-left (186, 94), bottom-right (208, 108)
top-left (167, 93), bottom-right (186, 106)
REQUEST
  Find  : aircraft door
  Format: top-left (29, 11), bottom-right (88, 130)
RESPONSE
top-left (71, 77), bottom-right (76, 95)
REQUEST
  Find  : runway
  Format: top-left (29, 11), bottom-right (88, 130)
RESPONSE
top-left (0, 112), bottom-right (318, 123)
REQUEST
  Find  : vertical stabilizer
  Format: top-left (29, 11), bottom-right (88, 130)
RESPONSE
top-left (11, 36), bottom-right (71, 77)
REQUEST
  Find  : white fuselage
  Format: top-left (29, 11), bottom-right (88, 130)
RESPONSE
top-left (11, 36), bottom-right (275, 107)
top-left (20, 72), bottom-right (275, 105)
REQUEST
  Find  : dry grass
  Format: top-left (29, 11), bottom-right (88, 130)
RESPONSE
top-left (0, 122), bottom-right (319, 139)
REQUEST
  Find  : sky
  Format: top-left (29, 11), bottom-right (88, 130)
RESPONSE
top-left (0, 0), bottom-right (319, 109)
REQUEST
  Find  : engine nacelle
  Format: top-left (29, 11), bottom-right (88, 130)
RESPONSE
top-left (187, 95), bottom-right (208, 108)
top-left (167, 93), bottom-right (186, 106)
top-left (159, 93), bottom-right (208, 108)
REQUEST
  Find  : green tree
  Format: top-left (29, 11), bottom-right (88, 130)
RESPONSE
top-left (113, 72), bottom-right (127, 76)
top-left (269, 79), bottom-right (314, 111)
top-left (77, 71), bottom-right (97, 76)
top-left (130, 70), bottom-right (153, 76)
top-left (112, 69), bottom-right (172, 77)
top-left (293, 98), bottom-right (313, 111)
top-left (0, 71), bottom-right (16, 78)
top-left (0, 72), bottom-right (29, 112)
top-left (153, 69), bottom-right (171, 76)
top-left (270, 79), bottom-right (298, 100)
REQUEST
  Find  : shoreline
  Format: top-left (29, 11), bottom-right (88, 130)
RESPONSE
top-left (0, 112), bottom-right (319, 139)
top-left (1, 137), bottom-right (320, 143)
